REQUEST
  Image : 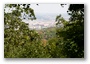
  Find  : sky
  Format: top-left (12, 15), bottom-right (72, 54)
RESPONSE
top-left (5, 4), bottom-right (70, 29)
top-left (23, 4), bottom-right (70, 29)
top-left (30, 4), bottom-right (70, 20)
top-left (5, 4), bottom-right (70, 21)
top-left (30, 4), bottom-right (69, 14)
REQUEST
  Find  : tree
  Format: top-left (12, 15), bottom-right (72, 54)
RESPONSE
top-left (55, 4), bottom-right (84, 58)
top-left (4, 4), bottom-right (84, 58)
top-left (4, 4), bottom-right (40, 58)
top-left (4, 4), bottom-right (53, 58)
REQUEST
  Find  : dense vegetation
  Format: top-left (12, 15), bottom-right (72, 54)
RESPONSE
top-left (4, 4), bottom-right (84, 58)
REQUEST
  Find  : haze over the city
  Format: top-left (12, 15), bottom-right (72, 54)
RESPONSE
top-left (23, 4), bottom-right (70, 29)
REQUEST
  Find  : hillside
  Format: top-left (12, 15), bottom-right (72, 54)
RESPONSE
top-left (37, 27), bottom-right (56, 40)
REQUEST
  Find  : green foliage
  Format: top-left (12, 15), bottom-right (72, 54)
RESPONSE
top-left (4, 4), bottom-right (84, 58)
top-left (4, 4), bottom-right (56, 58)
top-left (55, 4), bottom-right (84, 58)
top-left (4, 4), bottom-right (41, 58)
top-left (38, 27), bottom-right (56, 40)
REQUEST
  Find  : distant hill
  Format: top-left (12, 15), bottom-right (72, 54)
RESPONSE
top-left (37, 27), bottom-right (56, 40)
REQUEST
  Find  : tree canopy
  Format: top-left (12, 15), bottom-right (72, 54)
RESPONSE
top-left (56, 4), bottom-right (84, 58)
top-left (4, 4), bottom-right (84, 58)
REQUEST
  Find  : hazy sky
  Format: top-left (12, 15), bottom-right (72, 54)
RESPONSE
top-left (30, 4), bottom-right (69, 14)
top-left (30, 4), bottom-right (70, 20)
top-left (24, 4), bottom-right (70, 29)
top-left (5, 4), bottom-right (70, 20)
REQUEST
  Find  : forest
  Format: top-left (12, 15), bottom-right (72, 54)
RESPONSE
top-left (4, 4), bottom-right (84, 58)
